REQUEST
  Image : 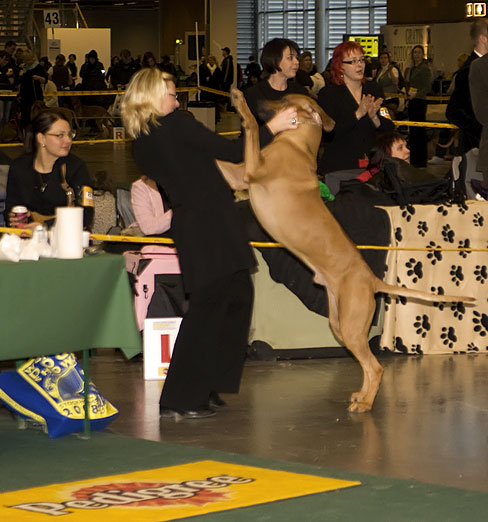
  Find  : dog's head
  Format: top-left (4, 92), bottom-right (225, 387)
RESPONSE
top-left (258, 94), bottom-right (335, 132)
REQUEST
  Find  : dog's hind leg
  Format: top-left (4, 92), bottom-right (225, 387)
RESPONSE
top-left (327, 292), bottom-right (344, 345)
top-left (336, 284), bottom-right (383, 412)
top-left (231, 89), bottom-right (262, 178)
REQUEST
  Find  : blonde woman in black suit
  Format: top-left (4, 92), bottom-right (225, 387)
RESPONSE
top-left (121, 68), bottom-right (298, 420)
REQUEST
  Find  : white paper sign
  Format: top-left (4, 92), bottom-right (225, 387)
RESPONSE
top-left (143, 317), bottom-right (182, 380)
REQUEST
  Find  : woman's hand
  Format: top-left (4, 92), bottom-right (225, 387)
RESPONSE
top-left (368, 97), bottom-right (383, 128)
top-left (8, 210), bottom-right (31, 228)
top-left (355, 94), bottom-right (374, 120)
top-left (266, 107), bottom-right (300, 135)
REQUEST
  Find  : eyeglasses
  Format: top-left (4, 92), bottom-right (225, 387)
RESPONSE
top-left (45, 131), bottom-right (76, 140)
top-left (342, 57), bottom-right (366, 65)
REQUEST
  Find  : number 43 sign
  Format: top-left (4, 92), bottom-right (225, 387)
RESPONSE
top-left (44, 9), bottom-right (61, 28)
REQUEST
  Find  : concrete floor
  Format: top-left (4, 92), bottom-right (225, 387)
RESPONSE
top-left (87, 350), bottom-right (488, 494)
top-left (2, 125), bottom-right (484, 496)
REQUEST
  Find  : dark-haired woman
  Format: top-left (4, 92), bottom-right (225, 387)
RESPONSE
top-left (244, 38), bottom-right (308, 126)
top-left (317, 41), bottom-right (394, 175)
top-left (5, 110), bottom-right (94, 228)
top-left (142, 51), bottom-right (159, 69)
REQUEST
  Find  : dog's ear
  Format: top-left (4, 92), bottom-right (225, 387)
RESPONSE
top-left (258, 98), bottom-right (288, 122)
top-left (215, 160), bottom-right (249, 191)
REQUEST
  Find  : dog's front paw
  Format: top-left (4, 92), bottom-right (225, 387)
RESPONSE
top-left (348, 400), bottom-right (372, 413)
top-left (231, 88), bottom-right (244, 108)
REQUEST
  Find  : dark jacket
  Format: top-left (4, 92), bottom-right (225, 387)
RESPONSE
top-left (111, 59), bottom-right (140, 88)
top-left (19, 64), bottom-right (47, 106)
top-left (469, 52), bottom-right (488, 172)
top-left (132, 110), bottom-right (274, 292)
top-left (244, 79), bottom-right (308, 126)
top-left (5, 153), bottom-right (94, 228)
top-left (51, 64), bottom-right (71, 90)
top-left (318, 81), bottom-right (395, 174)
top-left (221, 55), bottom-right (234, 90)
top-left (80, 61), bottom-right (106, 91)
top-left (446, 51), bottom-right (482, 155)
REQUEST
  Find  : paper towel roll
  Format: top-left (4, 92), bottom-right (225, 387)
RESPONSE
top-left (56, 207), bottom-right (83, 259)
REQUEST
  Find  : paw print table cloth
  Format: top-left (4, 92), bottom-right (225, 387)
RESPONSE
top-left (379, 201), bottom-right (488, 354)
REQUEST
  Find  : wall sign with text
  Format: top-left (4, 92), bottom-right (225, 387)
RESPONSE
top-left (43, 9), bottom-right (61, 28)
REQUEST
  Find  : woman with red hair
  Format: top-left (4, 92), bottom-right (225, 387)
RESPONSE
top-left (318, 41), bottom-right (394, 174)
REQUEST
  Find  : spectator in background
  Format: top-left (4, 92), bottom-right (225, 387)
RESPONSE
top-left (244, 38), bottom-right (307, 126)
top-left (364, 55), bottom-right (374, 80)
top-left (0, 51), bottom-right (14, 129)
top-left (80, 49), bottom-right (106, 91)
top-left (13, 48), bottom-right (24, 88)
top-left (469, 35), bottom-right (488, 198)
top-left (404, 45), bottom-right (432, 167)
top-left (160, 55), bottom-right (176, 76)
top-left (244, 55), bottom-right (261, 88)
top-left (3, 41), bottom-right (16, 81)
top-left (295, 51), bottom-right (325, 98)
top-left (39, 56), bottom-right (52, 73)
top-left (318, 41), bottom-right (394, 175)
top-left (48, 54), bottom-right (72, 91)
top-left (221, 47), bottom-right (234, 94)
top-left (200, 55), bottom-right (222, 122)
top-left (445, 20), bottom-right (488, 161)
top-left (67, 53), bottom-right (77, 85)
top-left (18, 50), bottom-right (47, 129)
top-left (142, 51), bottom-right (159, 69)
top-left (130, 175), bottom-right (173, 236)
top-left (374, 51), bottom-right (400, 117)
top-left (105, 56), bottom-right (119, 88)
top-left (111, 49), bottom-right (140, 90)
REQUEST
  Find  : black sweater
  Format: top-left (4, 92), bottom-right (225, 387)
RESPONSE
top-left (5, 153), bottom-right (94, 228)
top-left (244, 79), bottom-right (308, 126)
top-left (318, 81), bottom-right (394, 174)
top-left (132, 110), bottom-right (274, 292)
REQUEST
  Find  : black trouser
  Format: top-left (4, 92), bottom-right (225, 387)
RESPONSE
top-left (408, 98), bottom-right (428, 167)
top-left (159, 269), bottom-right (253, 411)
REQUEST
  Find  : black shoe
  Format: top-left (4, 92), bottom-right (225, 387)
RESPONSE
top-left (160, 407), bottom-right (216, 419)
top-left (471, 179), bottom-right (488, 200)
top-left (209, 391), bottom-right (227, 409)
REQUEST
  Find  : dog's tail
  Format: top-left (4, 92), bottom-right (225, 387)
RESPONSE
top-left (375, 280), bottom-right (476, 304)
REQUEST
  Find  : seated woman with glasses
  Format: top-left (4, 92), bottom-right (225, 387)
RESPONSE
top-left (317, 41), bottom-right (394, 176)
top-left (4, 110), bottom-right (94, 228)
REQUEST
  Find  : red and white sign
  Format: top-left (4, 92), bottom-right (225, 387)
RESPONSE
top-left (143, 318), bottom-right (182, 380)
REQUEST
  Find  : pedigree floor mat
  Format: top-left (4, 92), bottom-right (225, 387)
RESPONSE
top-left (0, 413), bottom-right (486, 522)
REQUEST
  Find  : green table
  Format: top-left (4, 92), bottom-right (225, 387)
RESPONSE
top-left (0, 253), bottom-right (141, 435)
top-left (0, 254), bottom-right (141, 360)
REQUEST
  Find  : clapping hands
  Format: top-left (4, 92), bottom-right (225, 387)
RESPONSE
top-left (356, 94), bottom-right (384, 127)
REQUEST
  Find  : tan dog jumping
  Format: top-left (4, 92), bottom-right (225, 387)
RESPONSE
top-left (217, 90), bottom-right (475, 413)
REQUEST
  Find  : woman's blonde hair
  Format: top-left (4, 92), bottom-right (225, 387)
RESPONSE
top-left (121, 67), bottom-right (174, 138)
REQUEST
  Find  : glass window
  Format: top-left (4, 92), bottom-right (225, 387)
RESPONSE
top-left (237, 0), bottom-right (387, 66)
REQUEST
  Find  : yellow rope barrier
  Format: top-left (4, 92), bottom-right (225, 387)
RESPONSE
top-left (384, 92), bottom-right (450, 101)
top-left (392, 120), bottom-right (458, 129)
top-left (1, 227), bottom-right (487, 253)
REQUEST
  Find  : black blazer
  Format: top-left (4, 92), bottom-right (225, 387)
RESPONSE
top-left (446, 51), bottom-right (482, 154)
top-left (469, 52), bottom-right (488, 173)
top-left (318, 81), bottom-right (394, 174)
top-left (132, 111), bottom-right (273, 293)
